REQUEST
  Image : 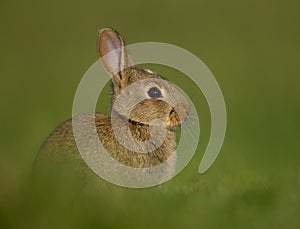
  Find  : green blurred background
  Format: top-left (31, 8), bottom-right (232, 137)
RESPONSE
top-left (0, 0), bottom-right (299, 228)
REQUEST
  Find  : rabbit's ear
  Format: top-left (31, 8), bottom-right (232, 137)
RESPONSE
top-left (97, 28), bottom-right (133, 81)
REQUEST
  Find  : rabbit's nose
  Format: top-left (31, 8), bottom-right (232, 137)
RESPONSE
top-left (182, 102), bottom-right (190, 115)
top-left (179, 102), bottom-right (190, 118)
top-left (173, 102), bottom-right (190, 123)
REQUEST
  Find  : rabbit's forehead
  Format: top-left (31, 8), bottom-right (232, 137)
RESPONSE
top-left (134, 78), bottom-right (170, 89)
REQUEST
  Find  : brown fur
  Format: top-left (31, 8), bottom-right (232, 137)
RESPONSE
top-left (36, 28), bottom-right (190, 186)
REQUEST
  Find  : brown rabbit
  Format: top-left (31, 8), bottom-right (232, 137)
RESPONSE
top-left (36, 28), bottom-right (190, 187)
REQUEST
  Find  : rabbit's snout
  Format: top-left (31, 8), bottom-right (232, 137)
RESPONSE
top-left (181, 102), bottom-right (190, 118)
top-left (168, 101), bottom-right (190, 128)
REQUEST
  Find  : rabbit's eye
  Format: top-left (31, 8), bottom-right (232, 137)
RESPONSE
top-left (147, 87), bottom-right (162, 99)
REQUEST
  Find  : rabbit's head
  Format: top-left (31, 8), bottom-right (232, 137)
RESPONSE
top-left (97, 28), bottom-right (190, 129)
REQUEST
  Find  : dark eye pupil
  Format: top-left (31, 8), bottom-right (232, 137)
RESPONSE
top-left (148, 87), bottom-right (162, 99)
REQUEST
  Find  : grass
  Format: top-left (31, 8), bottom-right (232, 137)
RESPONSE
top-left (1, 149), bottom-right (299, 229)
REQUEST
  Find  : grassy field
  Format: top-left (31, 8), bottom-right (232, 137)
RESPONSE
top-left (0, 0), bottom-right (299, 228)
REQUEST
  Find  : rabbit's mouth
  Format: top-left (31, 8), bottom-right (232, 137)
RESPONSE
top-left (166, 107), bottom-right (189, 129)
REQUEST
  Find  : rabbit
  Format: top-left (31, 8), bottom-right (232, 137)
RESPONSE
top-left (36, 28), bottom-right (190, 187)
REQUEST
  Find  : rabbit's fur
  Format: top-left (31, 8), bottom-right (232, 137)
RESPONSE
top-left (37, 28), bottom-right (190, 186)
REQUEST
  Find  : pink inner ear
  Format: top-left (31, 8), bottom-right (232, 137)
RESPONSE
top-left (106, 35), bottom-right (122, 52)
top-left (98, 30), bottom-right (123, 76)
top-left (105, 39), bottom-right (121, 71)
